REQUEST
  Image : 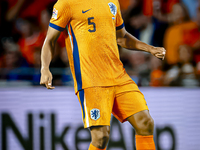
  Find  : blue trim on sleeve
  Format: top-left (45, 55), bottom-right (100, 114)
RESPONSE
top-left (116, 23), bottom-right (125, 30)
top-left (49, 23), bottom-right (65, 31)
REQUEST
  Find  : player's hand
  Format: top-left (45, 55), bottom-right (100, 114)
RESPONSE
top-left (149, 47), bottom-right (166, 60)
top-left (40, 68), bottom-right (55, 89)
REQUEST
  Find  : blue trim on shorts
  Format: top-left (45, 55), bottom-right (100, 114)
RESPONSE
top-left (79, 90), bottom-right (85, 119)
top-left (116, 23), bottom-right (125, 30)
top-left (49, 23), bottom-right (65, 31)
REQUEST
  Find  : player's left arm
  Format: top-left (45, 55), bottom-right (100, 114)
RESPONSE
top-left (116, 27), bottom-right (166, 60)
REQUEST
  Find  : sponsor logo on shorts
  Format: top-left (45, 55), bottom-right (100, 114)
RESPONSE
top-left (90, 109), bottom-right (100, 120)
top-left (52, 8), bottom-right (58, 20)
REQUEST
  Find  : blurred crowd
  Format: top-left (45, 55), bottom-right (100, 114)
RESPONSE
top-left (0, 0), bottom-right (200, 87)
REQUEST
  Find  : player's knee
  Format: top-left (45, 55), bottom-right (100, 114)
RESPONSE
top-left (97, 131), bottom-right (110, 147)
top-left (137, 117), bottom-right (154, 135)
top-left (91, 127), bottom-right (110, 148)
top-left (146, 117), bottom-right (154, 134)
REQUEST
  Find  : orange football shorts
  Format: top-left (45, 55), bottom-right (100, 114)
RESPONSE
top-left (76, 81), bottom-right (149, 128)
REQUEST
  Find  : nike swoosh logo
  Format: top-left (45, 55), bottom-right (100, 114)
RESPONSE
top-left (82, 9), bottom-right (91, 13)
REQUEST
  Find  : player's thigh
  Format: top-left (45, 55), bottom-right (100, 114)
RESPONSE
top-left (112, 83), bottom-right (148, 123)
top-left (77, 86), bottom-right (115, 128)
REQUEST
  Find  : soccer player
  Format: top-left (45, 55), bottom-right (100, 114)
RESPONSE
top-left (40, 0), bottom-right (166, 149)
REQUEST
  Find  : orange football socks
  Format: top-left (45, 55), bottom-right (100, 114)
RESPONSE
top-left (88, 144), bottom-right (106, 150)
top-left (136, 135), bottom-right (156, 150)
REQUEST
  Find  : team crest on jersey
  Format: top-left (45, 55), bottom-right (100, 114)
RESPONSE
top-left (90, 109), bottom-right (100, 120)
top-left (52, 8), bottom-right (58, 20)
top-left (108, 2), bottom-right (117, 16)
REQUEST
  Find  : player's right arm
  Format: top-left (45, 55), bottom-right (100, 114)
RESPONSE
top-left (40, 0), bottom-right (71, 89)
top-left (40, 27), bottom-right (61, 89)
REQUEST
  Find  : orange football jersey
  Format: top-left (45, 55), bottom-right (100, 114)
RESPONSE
top-left (50, 0), bottom-right (132, 93)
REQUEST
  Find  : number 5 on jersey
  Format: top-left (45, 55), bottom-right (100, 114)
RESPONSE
top-left (88, 17), bottom-right (96, 32)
